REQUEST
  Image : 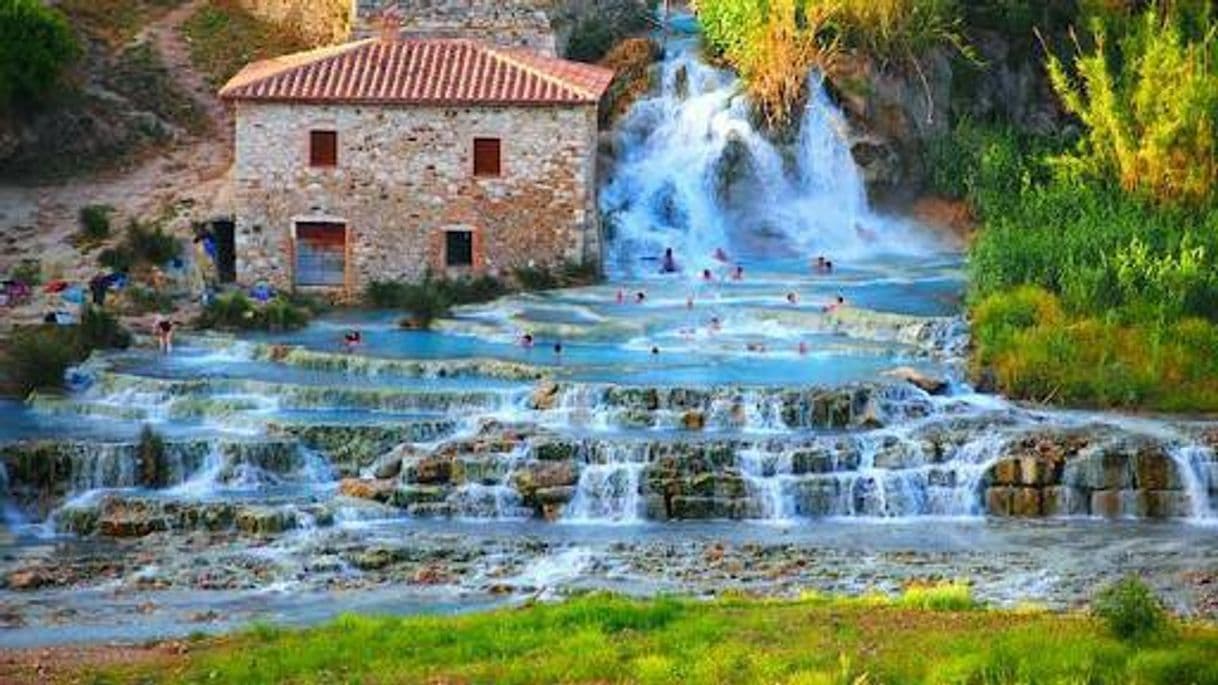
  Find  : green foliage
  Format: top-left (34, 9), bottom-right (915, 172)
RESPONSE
top-left (105, 42), bottom-right (208, 134)
top-left (513, 260), bottom-right (601, 291)
top-left (1, 326), bottom-right (82, 395)
top-left (367, 274), bottom-right (508, 329)
top-left (197, 292), bottom-right (311, 332)
top-left (897, 581), bottom-right (979, 611)
top-left (7, 259), bottom-right (41, 286)
top-left (1092, 575), bottom-right (1169, 644)
top-left (971, 289), bottom-right (1218, 410)
top-left (99, 220), bottom-right (183, 272)
top-left (1043, 3), bottom-right (1218, 206)
top-left (122, 285), bottom-right (175, 315)
top-left (698, 0), bottom-right (969, 126)
top-left (564, 0), bottom-right (653, 63)
top-left (182, 0), bottom-right (310, 87)
top-left (78, 304), bottom-right (133, 351)
top-left (84, 593), bottom-right (1218, 685)
top-left (0, 0), bottom-right (78, 111)
top-left (77, 205), bottom-right (114, 244)
top-left (1, 306), bottom-right (130, 395)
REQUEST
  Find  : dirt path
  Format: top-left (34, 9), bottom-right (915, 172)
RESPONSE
top-left (0, 0), bottom-right (231, 326)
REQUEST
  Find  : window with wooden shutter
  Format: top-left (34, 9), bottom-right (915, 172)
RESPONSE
top-left (473, 137), bottom-right (501, 177)
top-left (309, 130), bottom-right (338, 167)
top-left (295, 222), bottom-right (346, 286)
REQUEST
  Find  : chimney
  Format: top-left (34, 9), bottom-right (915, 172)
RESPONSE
top-left (379, 2), bottom-right (401, 43)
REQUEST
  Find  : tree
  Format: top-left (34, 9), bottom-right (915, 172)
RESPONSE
top-left (0, 0), bottom-right (79, 111)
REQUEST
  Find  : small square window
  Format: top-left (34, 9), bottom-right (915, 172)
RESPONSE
top-left (309, 130), bottom-right (337, 167)
top-left (445, 230), bottom-right (474, 267)
top-left (473, 137), bottom-right (501, 177)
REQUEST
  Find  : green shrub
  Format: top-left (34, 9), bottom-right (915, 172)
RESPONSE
top-left (512, 264), bottom-right (560, 291)
top-left (123, 285), bottom-right (175, 315)
top-left (897, 581), bottom-right (979, 612)
top-left (78, 304), bottom-right (132, 350)
top-left (99, 220), bottom-right (183, 272)
top-left (197, 292), bottom-right (311, 332)
top-left (1044, 3), bottom-right (1218, 206)
top-left (78, 205), bottom-right (114, 244)
top-left (367, 274), bottom-right (508, 329)
top-left (1092, 576), bottom-right (1169, 643)
top-left (0, 0), bottom-right (79, 111)
top-left (564, 0), bottom-right (652, 63)
top-left (513, 261), bottom-right (600, 291)
top-left (1, 326), bottom-right (81, 395)
top-left (8, 258), bottom-right (41, 285)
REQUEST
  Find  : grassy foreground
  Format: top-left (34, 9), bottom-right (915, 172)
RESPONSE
top-left (82, 590), bottom-right (1218, 684)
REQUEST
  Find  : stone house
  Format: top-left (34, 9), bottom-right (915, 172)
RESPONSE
top-left (218, 31), bottom-right (613, 295)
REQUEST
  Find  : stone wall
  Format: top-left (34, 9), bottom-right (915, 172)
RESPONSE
top-left (229, 101), bottom-right (601, 295)
top-left (353, 0), bottom-right (558, 54)
top-left (237, 0), bottom-right (352, 46)
top-left (982, 433), bottom-right (1205, 518)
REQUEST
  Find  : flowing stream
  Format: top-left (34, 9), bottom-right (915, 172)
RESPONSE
top-left (2, 19), bottom-right (1217, 648)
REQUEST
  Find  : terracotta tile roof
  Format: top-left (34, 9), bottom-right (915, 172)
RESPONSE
top-left (220, 38), bottom-right (615, 106)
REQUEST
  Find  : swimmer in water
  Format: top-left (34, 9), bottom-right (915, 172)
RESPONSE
top-left (709, 316), bottom-right (722, 332)
top-left (823, 294), bottom-right (846, 314)
top-left (732, 264), bottom-right (744, 281)
top-left (660, 247), bottom-right (678, 274)
top-left (786, 291), bottom-right (799, 305)
top-left (702, 268), bottom-right (714, 282)
top-left (712, 247), bottom-right (729, 263)
top-left (342, 329), bottom-right (362, 353)
top-left (553, 341), bottom-right (564, 357)
top-left (798, 341), bottom-right (809, 356)
top-left (651, 346), bottom-right (660, 356)
top-left (520, 332), bottom-right (535, 348)
top-left (616, 289), bottom-right (625, 305)
top-left (686, 295), bottom-right (694, 310)
top-left (635, 291), bottom-right (647, 304)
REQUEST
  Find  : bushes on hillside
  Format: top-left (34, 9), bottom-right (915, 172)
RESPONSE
top-left (0, 0), bottom-right (79, 111)
top-left (77, 205), bottom-right (114, 244)
top-left (564, 0), bottom-right (653, 63)
top-left (1, 306), bottom-right (130, 395)
top-left (98, 220), bottom-right (183, 273)
top-left (1043, 3), bottom-right (1218, 206)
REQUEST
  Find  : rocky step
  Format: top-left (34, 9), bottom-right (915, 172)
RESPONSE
top-left (85, 372), bottom-right (522, 414)
top-left (53, 492), bottom-right (351, 538)
top-left (1, 438), bottom-right (325, 519)
top-left (268, 419), bottom-right (459, 477)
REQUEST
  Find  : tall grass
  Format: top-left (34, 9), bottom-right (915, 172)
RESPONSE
top-left (85, 592), bottom-right (1218, 684)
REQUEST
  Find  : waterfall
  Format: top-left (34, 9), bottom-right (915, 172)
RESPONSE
top-left (565, 443), bottom-right (646, 523)
top-left (600, 36), bottom-right (943, 279)
top-left (1169, 444), bottom-right (1216, 521)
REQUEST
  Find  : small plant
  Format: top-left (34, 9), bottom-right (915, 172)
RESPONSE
top-left (197, 291), bottom-right (311, 332)
top-left (512, 264), bottom-right (560, 291)
top-left (1092, 575), bottom-right (1168, 643)
top-left (123, 285), bottom-right (175, 315)
top-left (78, 205), bottom-right (113, 244)
top-left (78, 304), bottom-right (132, 350)
top-left (367, 274), bottom-right (508, 329)
top-left (8, 259), bottom-right (41, 286)
top-left (97, 220), bottom-right (183, 272)
top-left (897, 581), bottom-right (979, 612)
top-left (563, 0), bottom-right (652, 62)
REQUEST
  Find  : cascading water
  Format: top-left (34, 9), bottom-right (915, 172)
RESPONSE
top-left (600, 35), bottom-right (944, 278)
